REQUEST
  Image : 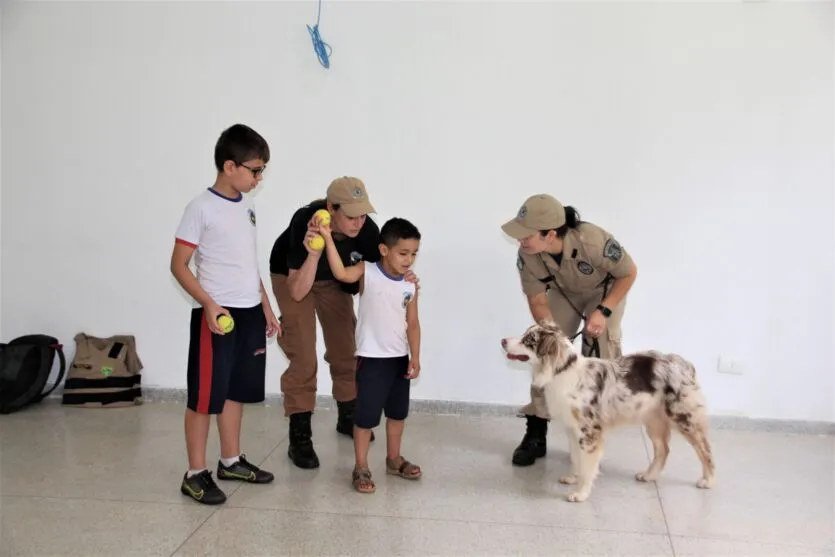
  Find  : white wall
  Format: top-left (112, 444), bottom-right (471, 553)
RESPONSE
top-left (1, 1), bottom-right (832, 423)
top-left (0, 2), bottom-right (3, 341)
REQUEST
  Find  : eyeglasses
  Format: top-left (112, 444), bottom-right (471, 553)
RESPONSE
top-left (237, 162), bottom-right (266, 177)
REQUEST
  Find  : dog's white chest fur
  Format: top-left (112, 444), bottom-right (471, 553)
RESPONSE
top-left (539, 368), bottom-right (580, 423)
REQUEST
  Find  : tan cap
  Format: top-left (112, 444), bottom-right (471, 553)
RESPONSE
top-left (501, 194), bottom-right (566, 239)
top-left (326, 176), bottom-right (376, 218)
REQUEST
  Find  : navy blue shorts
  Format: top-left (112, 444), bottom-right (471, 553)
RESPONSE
top-left (186, 304), bottom-right (267, 415)
top-left (354, 355), bottom-right (411, 429)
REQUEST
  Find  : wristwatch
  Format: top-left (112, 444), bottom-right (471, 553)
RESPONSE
top-left (596, 304), bottom-right (612, 318)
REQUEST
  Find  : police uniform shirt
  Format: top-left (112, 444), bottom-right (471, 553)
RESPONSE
top-left (269, 199), bottom-right (382, 294)
top-left (516, 222), bottom-right (634, 298)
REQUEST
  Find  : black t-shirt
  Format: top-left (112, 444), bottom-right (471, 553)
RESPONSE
top-left (269, 199), bottom-right (382, 295)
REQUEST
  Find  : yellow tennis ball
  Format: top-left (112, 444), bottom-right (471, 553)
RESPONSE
top-left (217, 314), bottom-right (234, 334)
top-left (313, 209), bottom-right (331, 226)
top-left (308, 234), bottom-right (325, 251)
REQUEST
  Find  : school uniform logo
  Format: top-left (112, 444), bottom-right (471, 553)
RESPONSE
top-left (248, 209), bottom-right (256, 226)
top-left (402, 291), bottom-right (414, 308)
top-left (350, 251), bottom-right (363, 264)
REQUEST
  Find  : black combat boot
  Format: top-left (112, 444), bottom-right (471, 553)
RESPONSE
top-left (335, 399), bottom-right (374, 442)
top-left (512, 415), bottom-right (548, 466)
top-left (288, 411), bottom-right (319, 469)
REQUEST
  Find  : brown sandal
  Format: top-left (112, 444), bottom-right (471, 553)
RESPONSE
top-left (352, 467), bottom-right (376, 493)
top-left (386, 456), bottom-right (422, 480)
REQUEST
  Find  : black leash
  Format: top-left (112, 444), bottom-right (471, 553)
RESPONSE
top-left (569, 330), bottom-right (600, 358)
top-left (538, 254), bottom-right (607, 359)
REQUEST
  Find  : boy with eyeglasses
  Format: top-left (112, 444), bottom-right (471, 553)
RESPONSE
top-left (170, 123), bottom-right (282, 505)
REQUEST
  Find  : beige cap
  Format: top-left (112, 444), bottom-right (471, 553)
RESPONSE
top-left (501, 194), bottom-right (566, 239)
top-left (326, 176), bottom-right (376, 218)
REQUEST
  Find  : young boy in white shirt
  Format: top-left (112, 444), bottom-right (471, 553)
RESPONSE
top-left (317, 216), bottom-right (422, 493)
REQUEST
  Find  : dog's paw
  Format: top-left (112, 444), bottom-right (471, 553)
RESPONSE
top-left (559, 475), bottom-right (577, 485)
top-left (565, 491), bottom-right (589, 503)
top-left (635, 472), bottom-right (657, 483)
top-left (696, 477), bottom-right (714, 489)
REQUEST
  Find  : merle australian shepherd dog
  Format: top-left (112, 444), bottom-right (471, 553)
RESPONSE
top-left (501, 319), bottom-right (716, 502)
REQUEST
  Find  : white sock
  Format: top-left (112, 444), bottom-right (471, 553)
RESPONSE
top-left (220, 455), bottom-right (240, 467)
top-left (187, 468), bottom-right (206, 478)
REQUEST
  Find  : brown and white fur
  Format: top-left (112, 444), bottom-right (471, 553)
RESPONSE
top-left (501, 319), bottom-right (716, 503)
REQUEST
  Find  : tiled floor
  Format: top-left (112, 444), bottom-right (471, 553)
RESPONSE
top-left (0, 400), bottom-right (832, 556)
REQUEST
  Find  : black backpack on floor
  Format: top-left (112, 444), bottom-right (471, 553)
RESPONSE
top-left (0, 334), bottom-right (66, 414)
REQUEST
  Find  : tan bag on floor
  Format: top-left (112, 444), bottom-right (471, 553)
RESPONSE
top-left (61, 333), bottom-right (143, 408)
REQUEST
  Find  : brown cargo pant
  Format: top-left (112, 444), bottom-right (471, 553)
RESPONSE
top-left (271, 274), bottom-right (358, 417)
top-left (521, 287), bottom-right (627, 420)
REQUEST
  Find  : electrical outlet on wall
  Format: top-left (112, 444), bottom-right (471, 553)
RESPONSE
top-left (717, 356), bottom-right (744, 375)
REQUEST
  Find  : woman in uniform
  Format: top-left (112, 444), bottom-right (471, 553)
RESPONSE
top-left (500, 193), bottom-right (639, 466)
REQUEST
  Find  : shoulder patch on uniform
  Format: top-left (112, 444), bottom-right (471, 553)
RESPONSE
top-left (603, 238), bottom-right (623, 262)
top-left (577, 261), bottom-right (594, 275)
top-left (516, 253), bottom-right (524, 271)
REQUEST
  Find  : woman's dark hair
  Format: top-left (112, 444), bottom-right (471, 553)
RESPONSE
top-left (540, 206), bottom-right (581, 238)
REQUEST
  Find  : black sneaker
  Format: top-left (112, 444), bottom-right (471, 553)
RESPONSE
top-left (217, 454), bottom-right (275, 484)
top-left (180, 470), bottom-right (227, 505)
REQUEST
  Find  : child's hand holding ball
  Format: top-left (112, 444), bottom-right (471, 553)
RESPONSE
top-left (313, 209), bottom-right (333, 242)
top-left (304, 208), bottom-right (332, 253)
top-left (217, 314), bottom-right (234, 334)
top-left (313, 209), bottom-right (331, 227)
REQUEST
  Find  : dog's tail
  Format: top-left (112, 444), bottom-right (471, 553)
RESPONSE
top-left (662, 357), bottom-right (708, 426)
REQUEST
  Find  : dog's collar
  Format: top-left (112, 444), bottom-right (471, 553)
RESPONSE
top-left (554, 353), bottom-right (578, 375)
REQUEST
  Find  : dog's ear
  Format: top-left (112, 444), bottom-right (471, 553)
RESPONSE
top-left (536, 331), bottom-right (560, 360)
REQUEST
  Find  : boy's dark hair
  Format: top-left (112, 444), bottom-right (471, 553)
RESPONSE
top-left (214, 124), bottom-right (270, 171)
top-left (380, 217), bottom-right (421, 248)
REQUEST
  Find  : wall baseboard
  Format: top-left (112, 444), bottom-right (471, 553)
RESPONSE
top-left (65, 387), bottom-right (833, 436)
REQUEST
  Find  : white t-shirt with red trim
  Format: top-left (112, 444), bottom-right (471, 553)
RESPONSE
top-left (175, 188), bottom-right (262, 308)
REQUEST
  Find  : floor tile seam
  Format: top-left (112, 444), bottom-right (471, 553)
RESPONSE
top-left (167, 505), bottom-right (221, 557)
top-left (0, 493), bottom-right (212, 507)
top-left (217, 502), bottom-right (672, 538)
top-left (1, 493), bottom-right (221, 557)
top-left (667, 531), bottom-right (834, 551)
top-left (635, 423), bottom-right (676, 557)
top-left (6, 490), bottom-right (830, 553)
top-left (638, 426), bottom-right (678, 557)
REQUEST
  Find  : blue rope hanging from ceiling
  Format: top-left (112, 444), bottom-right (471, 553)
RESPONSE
top-left (307, 0), bottom-right (332, 69)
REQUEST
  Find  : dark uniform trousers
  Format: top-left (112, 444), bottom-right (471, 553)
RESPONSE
top-left (521, 288), bottom-right (627, 420)
top-left (271, 274), bottom-right (358, 417)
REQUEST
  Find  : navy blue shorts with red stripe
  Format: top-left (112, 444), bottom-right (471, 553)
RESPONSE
top-left (186, 303), bottom-right (267, 415)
